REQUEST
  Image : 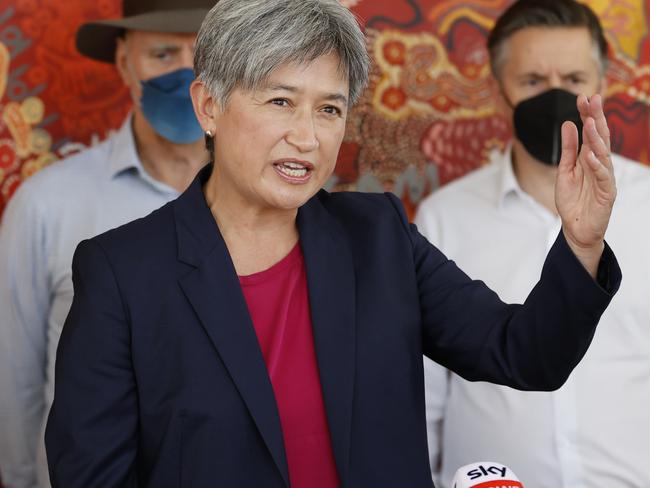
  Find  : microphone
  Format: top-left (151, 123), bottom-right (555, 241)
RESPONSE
top-left (451, 462), bottom-right (523, 488)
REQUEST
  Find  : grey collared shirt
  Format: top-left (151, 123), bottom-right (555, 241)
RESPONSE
top-left (0, 117), bottom-right (179, 488)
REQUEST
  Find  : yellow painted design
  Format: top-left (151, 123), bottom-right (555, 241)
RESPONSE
top-left (3, 102), bottom-right (32, 158)
top-left (434, 7), bottom-right (496, 35)
top-left (606, 63), bottom-right (650, 105)
top-left (21, 97), bottom-right (45, 125)
top-left (586, 0), bottom-right (647, 62)
top-left (29, 129), bottom-right (52, 154)
top-left (2, 97), bottom-right (58, 177)
top-left (0, 42), bottom-right (9, 101)
top-left (0, 43), bottom-right (58, 188)
top-left (372, 30), bottom-right (494, 121)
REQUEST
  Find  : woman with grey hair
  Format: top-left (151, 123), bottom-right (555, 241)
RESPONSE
top-left (45, 0), bottom-right (619, 487)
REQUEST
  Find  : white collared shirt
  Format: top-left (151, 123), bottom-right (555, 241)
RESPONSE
top-left (415, 149), bottom-right (650, 488)
top-left (0, 117), bottom-right (180, 488)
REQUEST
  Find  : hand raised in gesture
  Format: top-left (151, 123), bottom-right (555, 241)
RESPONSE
top-left (555, 94), bottom-right (617, 278)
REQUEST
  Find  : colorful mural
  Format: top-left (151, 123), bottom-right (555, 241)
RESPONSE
top-left (0, 0), bottom-right (649, 221)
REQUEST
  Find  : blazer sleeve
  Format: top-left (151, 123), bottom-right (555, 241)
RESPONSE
top-left (45, 239), bottom-right (139, 488)
top-left (386, 193), bottom-right (621, 391)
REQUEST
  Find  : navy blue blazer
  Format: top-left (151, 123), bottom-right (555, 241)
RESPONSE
top-left (45, 165), bottom-right (620, 487)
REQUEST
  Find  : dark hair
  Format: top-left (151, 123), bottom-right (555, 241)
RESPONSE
top-left (488, 0), bottom-right (608, 78)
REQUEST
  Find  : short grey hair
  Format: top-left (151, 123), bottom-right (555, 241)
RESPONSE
top-left (194, 0), bottom-right (370, 108)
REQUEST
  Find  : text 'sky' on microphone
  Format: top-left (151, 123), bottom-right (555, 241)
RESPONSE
top-left (451, 461), bottom-right (523, 488)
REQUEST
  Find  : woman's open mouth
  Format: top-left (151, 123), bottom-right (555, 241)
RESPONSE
top-left (273, 159), bottom-right (314, 183)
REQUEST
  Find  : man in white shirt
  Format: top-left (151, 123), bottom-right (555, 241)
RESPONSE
top-left (416, 1), bottom-right (650, 487)
top-left (0, 1), bottom-right (215, 486)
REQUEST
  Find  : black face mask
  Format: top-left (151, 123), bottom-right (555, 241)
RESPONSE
top-left (511, 88), bottom-right (583, 166)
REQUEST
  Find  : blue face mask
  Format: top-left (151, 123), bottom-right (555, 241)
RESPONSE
top-left (140, 68), bottom-right (203, 144)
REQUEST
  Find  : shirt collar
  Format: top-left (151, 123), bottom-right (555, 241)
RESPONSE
top-left (107, 114), bottom-right (142, 178)
top-left (106, 114), bottom-right (179, 197)
top-left (496, 147), bottom-right (625, 209)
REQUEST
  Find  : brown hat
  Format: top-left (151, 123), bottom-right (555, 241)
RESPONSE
top-left (76, 0), bottom-right (217, 63)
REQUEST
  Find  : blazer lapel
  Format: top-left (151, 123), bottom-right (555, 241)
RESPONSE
top-left (297, 192), bottom-right (357, 486)
top-left (173, 167), bottom-right (289, 486)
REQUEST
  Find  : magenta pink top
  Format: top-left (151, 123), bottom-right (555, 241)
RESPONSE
top-left (239, 243), bottom-right (340, 488)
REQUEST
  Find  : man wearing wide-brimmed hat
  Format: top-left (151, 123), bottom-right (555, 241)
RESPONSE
top-left (0, 1), bottom-right (215, 487)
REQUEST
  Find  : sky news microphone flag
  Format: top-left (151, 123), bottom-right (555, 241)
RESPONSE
top-left (452, 462), bottom-right (523, 488)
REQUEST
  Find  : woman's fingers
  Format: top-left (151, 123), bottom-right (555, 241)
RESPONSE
top-left (582, 116), bottom-right (613, 172)
top-left (577, 94), bottom-right (590, 121)
top-left (559, 121), bottom-right (579, 174)
top-left (576, 93), bottom-right (611, 153)
top-left (588, 94), bottom-right (611, 151)
top-left (584, 149), bottom-right (612, 184)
